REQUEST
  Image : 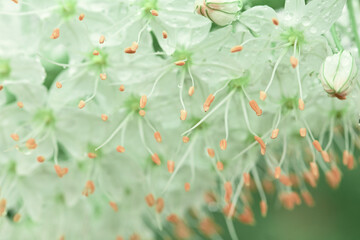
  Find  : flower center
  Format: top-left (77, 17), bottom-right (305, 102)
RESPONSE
top-left (281, 28), bottom-right (305, 46)
top-left (228, 71), bottom-right (250, 91)
top-left (0, 59), bottom-right (11, 79)
top-left (125, 95), bottom-right (143, 114)
top-left (141, 0), bottom-right (158, 18)
top-left (90, 50), bottom-right (108, 69)
top-left (59, 0), bottom-right (77, 20)
top-left (33, 109), bottom-right (56, 128)
top-left (172, 49), bottom-right (193, 66)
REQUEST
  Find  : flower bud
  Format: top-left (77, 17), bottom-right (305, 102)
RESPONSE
top-left (195, 0), bottom-right (242, 26)
top-left (319, 51), bottom-right (357, 100)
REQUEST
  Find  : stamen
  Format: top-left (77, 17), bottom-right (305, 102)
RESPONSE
top-left (54, 165), bottom-right (68, 178)
top-left (290, 56), bottom-right (298, 68)
top-left (37, 155), bottom-right (45, 163)
top-left (175, 60), bottom-right (186, 66)
top-left (249, 100), bottom-right (262, 116)
top-left (271, 129), bottom-right (279, 139)
top-left (99, 35), bottom-right (105, 44)
top-left (259, 91), bottom-right (267, 101)
top-left (151, 153), bottom-right (161, 165)
top-left (162, 31), bottom-right (168, 39)
top-left (298, 98), bottom-right (305, 111)
top-left (12, 0), bottom-right (18, 3)
top-left (56, 82), bottom-right (62, 88)
top-left (220, 139), bottom-right (227, 150)
top-left (203, 94), bottom-right (215, 112)
top-left (299, 128), bottom-right (306, 137)
top-left (0, 85), bottom-right (3, 91)
top-left (274, 166), bottom-right (281, 179)
top-left (182, 136), bottom-right (189, 143)
top-left (131, 42), bottom-right (139, 52)
top-left (243, 173), bottom-right (250, 187)
top-left (217, 161), bottom-right (224, 171)
top-left (154, 131), bottom-right (162, 143)
top-left (82, 180), bottom-right (95, 197)
top-left (254, 136), bottom-right (266, 155)
top-left (260, 201), bottom-right (268, 217)
top-left (88, 152), bottom-right (97, 159)
top-left (150, 10), bottom-right (159, 16)
top-left (0, 199), bottom-right (6, 216)
top-left (116, 145), bottom-right (125, 153)
top-left (50, 28), bottom-right (60, 39)
top-left (180, 110), bottom-right (187, 121)
top-left (310, 162), bottom-right (319, 179)
top-left (124, 47), bottom-right (136, 54)
top-left (156, 198), bottom-right (164, 213)
top-left (93, 50), bottom-right (99, 56)
top-left (252, 168), bottom-right (268, 217)
top-left (79, 13), bottom-right (85, 21)
top-left (100, 73), bottom-right (107, 80)
top-left (184, 182), bottom-right (190, 192)
top-left (207, 148), bottom-right (215, 158)
top-left (78, 100), bottom-right (86, 109)
top-left (140, 95), bottom-right (147, 108)
top-left (312, 140), bottom-right (322, 152)
top-left (10, 133), bottom-right (19, 141)
top-left (230, 45), bottom-right (243, 53)
top-left (272, 18), bottom-right (279, 25)
top-left (188, 86), bottom-right (195, 96)
top-left (145, 193), bottom-right (155, 207)
top-left (167, 160), bottom-right (174, 173)
top-left (13, 213), bottom-right (21, 222)
top-left (139, 110), bottom-right (146, 116)
top-left (109, 201), bottom-right (118, 212)
top-left (224, 181), bottom-right (232, 203)
top-left (321, 151), bottom-right (330, 163)
top-left (119, 85), bottom-right (125, 91)
top-left (17, 101), bottom-right (23, 108)
top-left (101, 114), bottom-right (108, 121)
top-left (301, 191), bottom-right (314, 207)
top-left (26, 138), bottom-right (37, 149)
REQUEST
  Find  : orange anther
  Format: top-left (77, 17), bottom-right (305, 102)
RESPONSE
top-left (182, 136), bottom-right (189, 143)
top-left (156, 198), bottom-right (164, 213)
top-left (151, 153), bottom-right (161, 165)
top-left (188, 86), bottom-right (195, 96)
top-left (116, 145), bottom-right (125, 153)
top-left (310, 162), bottom-right (319, 179)
top-left (79, 13), bottom-right (85, 21)
top-left (101, 114), bottom-right (108, 121)
top-left (301, 191), bottom-right (314, 207)
top-left (254, 136), bottom-right (266, 154)
top-left (37, 156), bottom-right (45, 163)
top-left (92, 50), bottom-right (99, 55)
top-left (180, 110), bottom-right (187, 121)
top-left (224, 182), bottom-right (232, 203)
top-left (154, 131), bottom-right (162, 143)
top-left (145, 193), bottom-right (155, 207)
top-left (140, 95), bottom-right (147, 108)
top-left (56, 82), bottom-right (62, 88)
top-left (150, 9), bottom-right (159, 16)
top-left (109, 201), bottom-right (118, 212)
top-left (298, 98), bottom-right (305, 111)
top-left (321, 151), bottom-right (330, 163)
top-left (0, 199), bottom-right (6, 216)
top-left (116, 236), bottom-right (123, 240)
top-left (99, 35), bottom-right (105, 44)
top-left (216, 161), bottom-right (224, 171)
top-left (207, 148), bottom-right (215, 158)
top-left (10, 133), bottom-right (19, 141)
top-left (271, 129), bottom-right (279, 139)
top-left (17, 101), bottom-right (23, 108)
top-left (167, 160), bottom-right (174, 173)
top-left (260, 201), bottom-right (267, 217)
top-left (88, 152), bottom-right (97, 159)
top-left (162, 31), bottom-right (168, 39)
top-left (26, 138), bottom-right (37, 149)
top-left (167, 214), bottom-right (179, 223)
top-left (259, 91), bottom-right (267, 101)
top-left (54, 165), bottom-right (68, 178)
top-left (290, 56), bottom-right (298, 68)
top-left (50, 28), bottom-right (60, 39)
top-left (312, 140), bottom-right (322, 152)
top-left (131, 42), bottom-right (138, 51)
top-left (249, 100), bottom-right (262, 116)
top-left (82, 180), bottom-right (95, 197)
top-left (78, 100), bottom-right (85, 109)
top-left (12, 0), bottom-right (18, 3)
top-left (347, 154), bottom-right (354, 170)
top-left (220, 139), bottom-right (227, 150)
top-left (124, 47), bottom-right (136, 54)
top-left (238, 207), bottom-right (255, 225)
top-left (299, 128), bottom-right (306, 137)
top-left (119, 85), bottom-right (125, 91)
top-left (274, 166), bottom-right (281, 179)
top-left (139, 110), bottom-right (146, 117)
top-left (100, 73), bottom-right (107, 80)
top-left (230, 45), bottom-right (243, 53)
top-left (13, 213), bottom-right (21, 222)
top-left (272, 18), bottom-right (279, 25)
top-left (343, 150), bottom-right (349, 165)
top-left (0, 85), bottom-right (3, 91)
top-left (203, 94), bottom-right (215, 112)
top-left (243, 173), bottom-right (250, 187)
top-left (184, 182), bottom-right (190, 192)
top-left (175, 60), bottom-right (186, 66)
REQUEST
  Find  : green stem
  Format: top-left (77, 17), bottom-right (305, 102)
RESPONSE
top-left (347, 0), bottom-right (360, 57)
top-left (330, 25), bottom-right (344, 51)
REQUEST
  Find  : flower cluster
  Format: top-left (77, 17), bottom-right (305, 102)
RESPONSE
top-left (0, 0), bottom-right (359, 239)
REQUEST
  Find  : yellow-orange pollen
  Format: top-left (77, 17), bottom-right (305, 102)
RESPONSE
top-left (17, 101), bottom-right (23, 108)
top-left (271, 129), bottom-right (279, 139)
top-left (220, 139), bottom-right (227, 150)
top-left (56, 82), bottom-right (62, 88)
top-left (207, 148), bottom-right (215, 158)
top-left (116, 145), bottom-right (125, 153)
top-left (290, 56), bottom-right (298, 68)
top-left (78, 100), bottom-right (86, 109)
top-left (167, 160), bottom-right (174, 173)
top-left (150, 9), bottom-right (159, 16)
top-left (299, 128), bottom-right (306, 137)
top-left (182, 136), bottom-right (189, 143)
top-left (249, 100), bottom-right (262, 116)
top-left (50, 28), bottom-right (60, 39)
top-left (37, 155), bottom-right (45, 163)
top-left (188, 86), bottom-right (195, 96)
top-left (154, 131), bottom-right (162, 143)
top-left (119, 85), bottom-right (125, 92)
top-left (184, 182), bottom-right (191, 192)
top-left (151, 153), bottom-right (161, 165)
top-left (54, 165), bottom-right (68, 178)
top-left (231, 45), bottom-right (243, 53)
top-left (216, 161), bottom-right (224, 171)
top-left (298, 98), bottom-right (305, 111)
top-left (140, 95), bottom-right (147, 108)
top-left (79, 13), bottom-right (85, 21)
top-left (162, 31), bottom-right (168, 39)
top-left (82, 180), bottom-right (95, 197)
top-left (203, 94), bottom-right (215, 112)
top-left (26, 138), bottom-right (37, 149)
top-left (100, 73), bottom-right (107, 80)
top-left (99, 35), bottom-right (105, 44)
top-left (180, 110), bottom-right (187, 121)
top-left (10, 133), bottom-right (19, 141)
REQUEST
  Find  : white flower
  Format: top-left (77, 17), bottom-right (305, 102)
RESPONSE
top-left (195, 0), bottom-right (242, 26)
top-left (319, 50), bottom-right (358, 99)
